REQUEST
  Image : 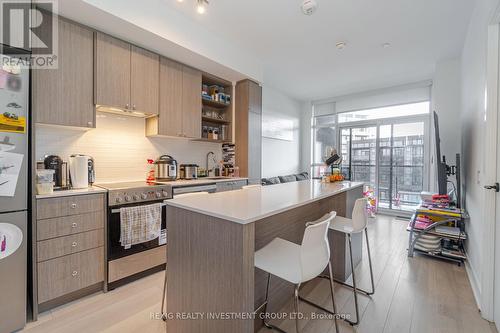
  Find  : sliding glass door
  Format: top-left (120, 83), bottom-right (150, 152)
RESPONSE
top-left (378, 121), bottom-right (426, 211)
top-left (339, 118), bottom-right (428, 212)
top-left (340, 126), bottom-right (377, 193)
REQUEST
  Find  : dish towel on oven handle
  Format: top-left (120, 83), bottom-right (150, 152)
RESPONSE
top-left (119, 203), bottom-right (162, 249)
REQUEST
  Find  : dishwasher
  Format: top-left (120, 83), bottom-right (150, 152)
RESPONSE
top-left (172, 184), bottom-right (217, 197)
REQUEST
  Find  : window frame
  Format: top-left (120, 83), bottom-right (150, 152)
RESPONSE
top-left (311, 101), bottom-right (431, 213)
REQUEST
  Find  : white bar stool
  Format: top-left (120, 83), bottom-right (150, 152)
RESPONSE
top-left (299, 197), bottom-right (374, 326)
top-left (254, 211), bottom-right (339, 333)
top-left (161, 191), bottom-right (209, 321)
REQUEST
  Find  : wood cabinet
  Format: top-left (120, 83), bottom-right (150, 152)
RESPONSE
top-left (35, 194), bottom-right (105, 308)
top-left (94, 33), bottom-right (131, 110)
top-left (37, 247), bottom-right (104, 304)
top-left (215, 180), bottom-right (248, 192)
top-left (151, 57), bottom-right (183, 136)
top-left (235, 80), bottom-right (262, 184)
top-left (33, 17), bottom-right (95, 128)
top-left (130, 45), bottom-right (160, 114)
top-left (37, 193), bottom-right (105, 220)
top-left (95, 33), bottom-right (159, 115)
top-left (146, 58), bottom-right (201, 138)
top-left (182, 66), bottom-right (202, 138)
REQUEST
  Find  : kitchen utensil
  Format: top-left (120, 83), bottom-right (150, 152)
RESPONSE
top-left (179, 164), bottom-right (198, 180)
top-left (154, 155), bottom-right (178, 181)
top-left (44, 155), bottom-right (68, 189)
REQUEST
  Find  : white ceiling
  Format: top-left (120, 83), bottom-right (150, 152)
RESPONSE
top-left (162, 0), bottom-right (475, 101)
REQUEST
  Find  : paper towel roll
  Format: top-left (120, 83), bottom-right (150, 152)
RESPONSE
top-left (69, 155), bottom-right (89, 189)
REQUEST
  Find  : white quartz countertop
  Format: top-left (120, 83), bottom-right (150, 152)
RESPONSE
top-left (35, 186), bottom-right (107, 199)
top-left (157, 177), bottom-right (248, 187)
top-left (165, 180), bottom-right (364, 224)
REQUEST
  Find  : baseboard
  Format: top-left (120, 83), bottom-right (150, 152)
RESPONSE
top-left (465, 254), bottom-right (482, 311)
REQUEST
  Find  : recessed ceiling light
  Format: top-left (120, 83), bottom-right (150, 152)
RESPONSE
top-left (382, 42), bottom-right (391, 48)
top-left (336, 41), bottom-right (347, 50)
top-left (196, 0), bottom-right (208, 14)
top-left (301, 0), bottom-right (318, 15)
top-left (176, 0), bottom-right (184, 2)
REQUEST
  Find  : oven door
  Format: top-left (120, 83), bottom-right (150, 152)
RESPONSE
top-left (108, 202), bottom-right (167, 261)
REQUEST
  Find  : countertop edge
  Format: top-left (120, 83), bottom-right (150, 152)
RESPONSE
top-left (165, 181), bottom-right (364, 224)
top-left (35, 187), bottom-right (108, 199)
top-left (157, 177), bottom-right (248, 187)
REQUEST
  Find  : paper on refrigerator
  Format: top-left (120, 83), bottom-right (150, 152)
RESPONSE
top-left (0, 151), bottom-right (23, 197)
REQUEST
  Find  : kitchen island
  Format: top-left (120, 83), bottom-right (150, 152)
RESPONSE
top-left (165, 180), bottom-right (364, 333)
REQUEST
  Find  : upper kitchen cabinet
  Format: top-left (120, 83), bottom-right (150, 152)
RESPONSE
top-left (146, 59), bottom-right (201, 139)
top-left (130, 46), bottom-right (160, 115)
top-left (94, 33), bottom-right (131, 110)
top-left (33, 17), bottom-right (95, 128)
top-left (94, 33), bottom-right (159, 115)
top-left (182, 66), bottom-right (202, 138)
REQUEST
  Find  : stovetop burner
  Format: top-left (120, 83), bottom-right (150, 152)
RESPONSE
top-left (96, 181), bottom-right (172, 206)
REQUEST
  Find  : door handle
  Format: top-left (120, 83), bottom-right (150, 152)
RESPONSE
top-left (484, 183), bottom-right (500, 192)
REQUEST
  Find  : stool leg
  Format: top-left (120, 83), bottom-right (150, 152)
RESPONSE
top-left (263, 273), bottom-right (272, 329)
top-left (327, 262), bottom-right (339, 333)
top-left (365, 229), bottom-right (375, 294)
top-left (347, 234), bottom-right (360, 325)
top-left (294, 284), bottom-right (301, 333)
top-left (260, 273), bottom-right (288, 333)
top-left (161, 269), bottom-right (167, 321)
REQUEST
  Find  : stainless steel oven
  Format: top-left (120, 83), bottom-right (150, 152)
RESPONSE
top-left (107, 201), bottom-right (167, 261)
top-left (96, 181), bottom-right (172, 289)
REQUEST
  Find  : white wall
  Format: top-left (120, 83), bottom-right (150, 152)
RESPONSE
top-left (261, 86), bottom-right (303, 178)
top-left (300, 101), bottom-right (313, 174)
top-left (430, 58), bottom-right (462, 192)
top-left (460, 0), bottom-right (500, 319)
top-left (35, 112), bottom-right (222, 183)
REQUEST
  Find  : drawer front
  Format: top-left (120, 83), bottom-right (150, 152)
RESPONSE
top-left (37, 194), bottom-right (104, 220)
top-left (38, 247), bottom-right (104, 303)
top-left (231, 180), bottom-right (247, 190)
top-left (37, 211), bottom-right (105, 241)
top-left (216, 182), bottom-right (233, 192)
top-left (37, 229), bottom-right (104, 262)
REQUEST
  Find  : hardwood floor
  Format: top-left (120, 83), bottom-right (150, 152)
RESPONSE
top-left (22, 215), bottom-right (496, 333)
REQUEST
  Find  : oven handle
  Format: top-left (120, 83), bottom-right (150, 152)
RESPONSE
top-left (111, 202), bottom-right (167, 214)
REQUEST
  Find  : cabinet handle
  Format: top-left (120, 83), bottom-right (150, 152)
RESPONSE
top-left (132, 104), bottom-right (136, 110)
top-left (70, 203), bottom-right (77, 209)
top-left (72, 271), bottom-right (78, 277)
top-left (87, 121), bottom-right (93, 127)
top-left (72, 241), bottom-right (78, 247)
top-left (125, 104), bottom-right (130, 109)
top-left (71, 222), bottom-right (78, 228)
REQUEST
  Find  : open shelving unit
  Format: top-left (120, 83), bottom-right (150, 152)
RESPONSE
top-left (407, 207), bottom-right (469, 265)
top-left (198, 73), bottom-right (233, 144)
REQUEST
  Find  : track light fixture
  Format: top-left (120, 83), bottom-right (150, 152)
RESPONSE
top-left (196, 0), bottom-right (209, 14)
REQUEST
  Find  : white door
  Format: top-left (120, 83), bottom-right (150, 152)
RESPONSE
top-left (484, 22), bottom-right (500, 323)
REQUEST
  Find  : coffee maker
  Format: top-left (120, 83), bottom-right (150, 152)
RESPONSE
top-left (43, 155), bottom-right (69, 190)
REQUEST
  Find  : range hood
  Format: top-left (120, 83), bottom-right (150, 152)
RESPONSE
top-left (96, 105), bottom-right (155, 118)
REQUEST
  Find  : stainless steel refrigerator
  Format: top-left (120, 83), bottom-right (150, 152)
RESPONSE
top-left (0, 45), bottom-right (29, 333)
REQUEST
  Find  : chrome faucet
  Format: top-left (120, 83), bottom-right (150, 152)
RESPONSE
top-left (206, 151), bottom-right (216, 176)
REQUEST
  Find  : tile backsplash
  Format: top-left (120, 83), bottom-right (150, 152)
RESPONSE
top-left (35, 112), bottom-right (222, 183)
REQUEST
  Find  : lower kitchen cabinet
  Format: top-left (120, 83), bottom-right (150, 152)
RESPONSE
top-left (35, 194), bottom-right (106, 312)
top-left (37, 247), bottom-right (104, 304)
top-left (216, 180), bottom-right (248, 192)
